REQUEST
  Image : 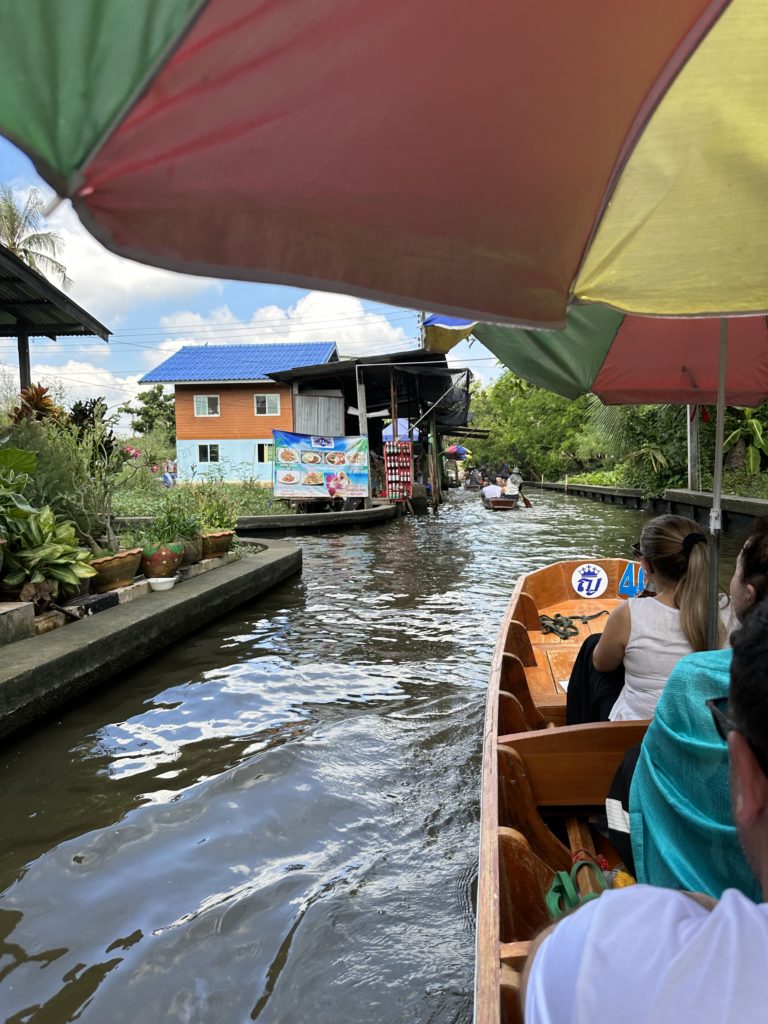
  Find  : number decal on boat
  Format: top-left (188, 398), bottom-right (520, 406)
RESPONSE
top-left (618, 562), bottom-right (646, 598)
top-left (571, 563), bottom-right (609, 599)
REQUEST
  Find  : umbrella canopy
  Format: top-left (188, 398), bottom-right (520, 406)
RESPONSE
top-left (444, 444), bottom-right (471, 460)
top-left (473, 307), bottom-right (768, 406)
top-left (2, 2), bottom-right (767, 325)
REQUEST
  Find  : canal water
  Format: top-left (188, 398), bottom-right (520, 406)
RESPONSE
top-left (0, 491), bottom-right (744, 1024)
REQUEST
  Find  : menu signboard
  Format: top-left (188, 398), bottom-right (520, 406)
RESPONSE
top-left (273, 431), bottom-right (370, 498)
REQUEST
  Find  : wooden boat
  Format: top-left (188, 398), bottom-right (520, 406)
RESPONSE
top-left (482, 495), bottom-right (519, 511)
top-left (475, 558), bottom-right (648, 1024)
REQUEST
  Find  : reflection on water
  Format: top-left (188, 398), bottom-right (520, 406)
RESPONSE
top-left (0, 492), bottom-right (741, 1023)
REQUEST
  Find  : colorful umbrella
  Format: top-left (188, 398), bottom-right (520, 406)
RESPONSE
top-left (444, 444), bottom-right (471, 460)
top-left (1, 2), bottom-right (766, 325)
top-left (472, 308), bottom-right (768, 407)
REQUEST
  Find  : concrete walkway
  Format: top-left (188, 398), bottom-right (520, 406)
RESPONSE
top-left (0, 540), bottom-right (301, 743)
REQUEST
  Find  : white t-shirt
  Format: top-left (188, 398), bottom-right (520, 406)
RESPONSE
top-left (525, 886), bottom-right (768, 1023)
top-left (482, 484), bottom-right (502, 498)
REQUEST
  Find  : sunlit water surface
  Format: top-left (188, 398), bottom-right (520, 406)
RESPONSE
top-left (0, 491), bottom-right (742, 1023)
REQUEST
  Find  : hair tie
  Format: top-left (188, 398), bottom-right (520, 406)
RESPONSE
top-left (682, 532), bottom-right (706, 557)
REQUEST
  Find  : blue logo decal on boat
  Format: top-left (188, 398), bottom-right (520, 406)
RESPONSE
top-left (571, 563), bottom-right (609, 599)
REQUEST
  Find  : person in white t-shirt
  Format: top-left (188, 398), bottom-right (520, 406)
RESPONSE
top-left (481, 477), bottom-right (503, 500)
top-left (524, 598), bottom-right (768, 1023)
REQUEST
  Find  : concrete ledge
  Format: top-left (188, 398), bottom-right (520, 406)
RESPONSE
top-left (650, 489), bottom-right (768, 530)
top-left (0, 540), bottom-right (301, 743)
top-left (237, 503), bottom-right (397, 536)
top-left (0, 602), bottom-right (35, 645)
top-left (536, 482), bottom-right (645, 508)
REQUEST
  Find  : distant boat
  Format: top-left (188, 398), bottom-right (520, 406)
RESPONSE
top-left (475, 558), bottom-right (648, 1024)
top-left (482, 495), bottom-right (519, 511)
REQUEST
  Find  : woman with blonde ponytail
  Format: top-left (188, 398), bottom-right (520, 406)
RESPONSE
top-left (566, 514), bottom-right (729, 724)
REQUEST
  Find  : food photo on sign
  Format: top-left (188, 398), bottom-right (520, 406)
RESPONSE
top-left (272, 431), bottom-right (369, 499)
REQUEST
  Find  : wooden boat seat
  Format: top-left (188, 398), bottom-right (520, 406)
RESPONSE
top-left (498, 720), bottom-right (649, 808)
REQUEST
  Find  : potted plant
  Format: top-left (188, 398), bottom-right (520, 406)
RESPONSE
top-left (192, 476), bottom-right (238, 558)
top-left (90, 546), bottom-right (143, 593)
top-left (152, 489), bottom-right (203, 566)
top-left (1, 506), bottom-right (97, 611)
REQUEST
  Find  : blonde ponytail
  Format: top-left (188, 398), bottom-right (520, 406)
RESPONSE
top-left (676, 540), bottom-right (722, 651)
top-left (640, 514), bottom-right (726, 651)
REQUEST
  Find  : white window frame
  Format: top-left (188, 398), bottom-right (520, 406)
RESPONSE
top-left (254, 393), bottom-right (280, 416)
top-left (255, 442), bottom-right (274, 464)
top-left (194, 394), bottom-right (220, 417)
top-left (198, 443), bottom-right (220, 463)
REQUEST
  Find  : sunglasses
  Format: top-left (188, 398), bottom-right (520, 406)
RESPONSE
top-left (707, 696), bottom-right (768, 779)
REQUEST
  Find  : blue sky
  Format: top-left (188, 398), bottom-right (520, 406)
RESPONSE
top-left (0, 137), bottom-right (499, 421)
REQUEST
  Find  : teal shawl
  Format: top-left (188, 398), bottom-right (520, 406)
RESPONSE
top-left (630, 647), bottom-right (761, 901)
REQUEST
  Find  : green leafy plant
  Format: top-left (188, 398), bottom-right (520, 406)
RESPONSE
top-left (723, 407), bottom-right (768, 475)
top-left (189, 474), bottom-right (239, 532)
top-left (148, 489), bottom-right (201, 544)
top-left (0, 466), bottom-right (34, 535)
top-left (2, 505), bottom-right (95, 609)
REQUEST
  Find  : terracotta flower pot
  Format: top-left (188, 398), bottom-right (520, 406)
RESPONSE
top-left (90, 548), bottom-right (142, 593)
top-left (140, 542), bottom-right (184, 579)
top-left (179, 535), bottom-right (203, 566)
top-left (201, 530), bottom-right (235, 558)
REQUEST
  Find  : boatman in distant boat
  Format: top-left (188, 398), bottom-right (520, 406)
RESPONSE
top-left (523, 599), bottom-right (768, 1023)
top-left (481, 477), bottom-right (503, 500)
top-left (509, 465), bottom-right (524, 494)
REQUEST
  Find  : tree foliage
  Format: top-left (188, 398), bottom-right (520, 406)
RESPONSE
top-left (118, 384), bottom-right (176, 442)
top-left (468, 372), bottom-right (594, 480)
top-left (0, 185), bottom-right (71, 288)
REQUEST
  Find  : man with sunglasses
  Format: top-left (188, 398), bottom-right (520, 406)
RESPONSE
top-left (523, 599), bottom-right (768, 1022)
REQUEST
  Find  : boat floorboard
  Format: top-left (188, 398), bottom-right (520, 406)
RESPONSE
top-left (525, 597), bottom-right (623, 707)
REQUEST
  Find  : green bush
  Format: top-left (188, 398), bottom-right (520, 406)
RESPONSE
top-left (2, 505), bottom-right (95, 608)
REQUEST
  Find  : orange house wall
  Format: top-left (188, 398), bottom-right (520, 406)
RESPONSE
top-left (175, 384), bottom-right (294, 440)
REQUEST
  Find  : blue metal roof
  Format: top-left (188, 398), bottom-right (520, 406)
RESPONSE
top-left (140, 342), bottom-right (338, 383)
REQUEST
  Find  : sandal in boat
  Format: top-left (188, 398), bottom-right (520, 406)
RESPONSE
top-left (545, 860), bottom-right (607, 920)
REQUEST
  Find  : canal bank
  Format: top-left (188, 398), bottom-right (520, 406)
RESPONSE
top-left (536, 481), bottom-right (768, 533)
top-left (0, 539), bottom-right (301, 742)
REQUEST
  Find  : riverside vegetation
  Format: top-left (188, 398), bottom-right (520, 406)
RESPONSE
top-left (464, 371), bottom-right (768, 498)
top-left (0, 384), bottom-right (293, 610)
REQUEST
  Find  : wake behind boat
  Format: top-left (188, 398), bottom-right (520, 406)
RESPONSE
top-left (475, 558), bottom-right (648, 1024)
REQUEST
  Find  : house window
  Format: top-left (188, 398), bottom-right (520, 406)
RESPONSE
top-left (194, 394), bottom-right (220, 417)
top-left (256, 443), bottom-right (274, 463)
top-left (254, 393), bottom-right (280, 416)
top-left (198, 444), bottom-right (220, 463)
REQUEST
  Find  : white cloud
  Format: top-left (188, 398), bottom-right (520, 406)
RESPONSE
top-left (55, 203), bottom-right (221, 326)
top-left (147, 291), bottom-right (416, 365)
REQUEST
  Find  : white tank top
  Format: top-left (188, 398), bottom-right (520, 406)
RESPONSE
top-left (609, 597), bottom-right (693, 721)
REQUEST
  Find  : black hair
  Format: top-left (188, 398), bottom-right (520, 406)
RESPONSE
top-left (730, 597), bottom-right (768, 772)
top-left (738, 516), bottom-right (768, 606)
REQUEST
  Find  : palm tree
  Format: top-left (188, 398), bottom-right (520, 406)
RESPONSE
top-left (0, 184), bottom-right (71, 288)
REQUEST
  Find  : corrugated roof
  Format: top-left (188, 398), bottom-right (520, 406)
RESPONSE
top-left (0, 244), bottom-right (110, 340)
top-left (140, 342), bottom-right (338, 383)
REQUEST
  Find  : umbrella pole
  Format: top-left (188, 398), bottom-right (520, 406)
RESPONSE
top-left (707, 319), bottom-right (728, 649)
